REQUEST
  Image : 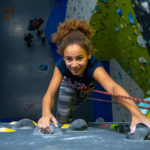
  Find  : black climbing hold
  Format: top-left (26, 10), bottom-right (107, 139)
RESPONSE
top-left (126, 124), bottom-right (150, 140)
top-left (118, 124), bottom-right (130, 133)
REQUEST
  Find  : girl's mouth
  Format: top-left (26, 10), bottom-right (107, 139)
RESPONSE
top-left (71, 68), bottom-right (81, 74)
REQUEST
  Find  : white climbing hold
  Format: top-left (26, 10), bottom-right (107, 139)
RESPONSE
top-left (141, 2), bottom-right (149, 14)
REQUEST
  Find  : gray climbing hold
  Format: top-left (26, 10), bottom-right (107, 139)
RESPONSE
top-left (96, 117), bottom-right (105, 123)
top-left (50, 123), bottom-right (64, 135)
top-left (33, 123), bottom-right (64, 135)
top-left (126, 124), bottom-right (150, 140)
top-left (12, 118), bottom-right (36, 129)
top-left (68, 119), bottom-right (88, 131)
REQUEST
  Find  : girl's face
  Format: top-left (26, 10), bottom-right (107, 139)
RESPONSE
top-left (63, 44), bottom-right (91, 77)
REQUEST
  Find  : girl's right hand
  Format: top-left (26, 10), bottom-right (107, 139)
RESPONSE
top-left (37, 113), bottom-right (58, 134)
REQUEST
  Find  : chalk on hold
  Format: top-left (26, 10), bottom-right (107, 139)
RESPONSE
top-left (33, 123), bottom-right (64, 135)
top-left (50, 123), bottom-right (64, 134)
top-left (68, 119), bottom-right (88, 131)
top-left (126, 124), bottom-right (150, 140)
top-left (12, 118), bottom-right (36, 129)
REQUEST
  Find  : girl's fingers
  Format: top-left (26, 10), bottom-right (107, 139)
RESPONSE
top-left (51, 117), bottom-right (58, 127)
top-left (130, 125), bottom-right (136, 134)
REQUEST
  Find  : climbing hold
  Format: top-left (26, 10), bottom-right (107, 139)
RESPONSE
top-left (137, 35), bottom-right (146, 48)
top-left (126, 124), bottom-right (150, 140)
top-left (127, 67), bottom-right (132, 75)
top-left (0, 127), bottom-right (16, 132)
top-left (110, 124), bottom-right (118, 131)
top-left (128, 12), bottom-right (135, 25)
top-left (99, 123), bottom-right (110, 128)
top-left (96, 117), bottom-right (105, 123)
top-left (115, 26), bottom-right (119, 32)
top-left (101, 0), bottom-right (107, 4)
top-left (95, 5), bottom-right (100, 10)
top-left (33, 123), bottom-right (64, 135)
top-left (138, 57), bottom-right (147, 63)
top-left (141, 2), bottom-right (149, 14)
top-left (12, 118), bottom-right (36, 129)
top-left (68, 119), bottom-right (88, 131)
top-left (138, 97), bottom-right (150, 115)
top-left (39, 64), bottom-right (48, 71)
top-left (147, 90), bottom-right (150, 96)
top-left (116, 8), bottom-right (123, 17)
top-left (61, 124), bottom-right (70, 129)
top-left (9, 121), bottom-right (18, 125)
top-left (118, 124), bottom-right (130, 133)
top-left (120, 24), bottom-right (124, 28)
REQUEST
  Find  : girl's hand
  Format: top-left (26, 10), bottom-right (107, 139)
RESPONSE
top-left (37, 114), bottom-right (58, 134)
top-left (130, 114), bottom-right (150, 134)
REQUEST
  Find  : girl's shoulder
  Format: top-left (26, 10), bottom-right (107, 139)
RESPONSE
top-left (88, 55), bottom-right (103, 67)
top-left (55, 57), bottom-right (66, 75)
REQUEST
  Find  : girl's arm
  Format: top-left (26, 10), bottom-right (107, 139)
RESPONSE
top-left (38, 66), bottom-right (63, 130)
top-left (93, 67), bottom-right (150, 133)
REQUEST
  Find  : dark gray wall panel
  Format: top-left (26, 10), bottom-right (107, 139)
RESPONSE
top-left (0, 0), bottom-right (56, 120)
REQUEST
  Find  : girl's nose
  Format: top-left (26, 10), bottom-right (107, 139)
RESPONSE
top-left (71, 61), bottom-right (78, 68)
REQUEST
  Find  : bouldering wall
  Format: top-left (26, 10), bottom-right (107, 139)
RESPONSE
top-left (90, 0), bottom-right (150, 97)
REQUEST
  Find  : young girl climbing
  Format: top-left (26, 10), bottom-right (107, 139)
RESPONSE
top-left (37, 19), bottom-right (150, 134)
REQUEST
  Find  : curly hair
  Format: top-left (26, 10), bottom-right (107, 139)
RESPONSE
top-left (51, 19), bottom-right (94, 56)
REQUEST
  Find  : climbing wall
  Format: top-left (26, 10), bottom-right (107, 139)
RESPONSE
top-left (90, 0), bottom-right (150, 97)
top-left (65, 0), bottom-right (97, 20)
top-left (1, 0), bottom-right (149, 123)
top-left (89, 0), bottom-right (150, 121)
top-left (110, 58), bottom-right (144, 122)
top-left (131, 0), bottom-right (150, 55)
top-left (0, 0), bottom-right (56, 121)
top-left (65, 0), bottom-right (150, 121)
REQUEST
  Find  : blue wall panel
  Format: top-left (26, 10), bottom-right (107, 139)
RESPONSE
top-left (45, 0), bottom-right (68, 62)
top-left (92, 61), bottom-right (113, 122)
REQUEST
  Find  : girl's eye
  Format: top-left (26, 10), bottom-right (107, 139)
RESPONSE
top-left (66, 58), bottom-right (72, 61)
top-left (77, 57), bottom-right (83, 61)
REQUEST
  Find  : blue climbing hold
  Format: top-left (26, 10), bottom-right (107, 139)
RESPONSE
top-left (127, 67), bottom-right (132, 75)
top-left (115, 26), bottom-right (119, 32)
top-left (101, 0), bottom-right (107, 3)
top-left (95, 5), bottom-right (100, 10)
top-left (128, 12), bottom-right (136, 25)
top-left (116, 8), bottom-right (123, 17)
top-left (138, 97), bottom-right (150, 115)
top-left (39, 64), bottom-right (48, 71)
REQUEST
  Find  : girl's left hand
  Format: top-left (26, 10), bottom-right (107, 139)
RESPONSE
top-left (130, 114), bottom-right (150, 134)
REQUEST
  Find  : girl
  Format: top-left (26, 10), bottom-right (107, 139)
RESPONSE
top-left (38, 19), bottom-right (150, 134)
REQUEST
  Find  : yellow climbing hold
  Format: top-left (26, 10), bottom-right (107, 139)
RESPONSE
top-left (32, 121), bottom-right (37, 126)
top-left (61, 124), bottom-right (70, 129)
top-left (0, 127), bottom-right (16, 132)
